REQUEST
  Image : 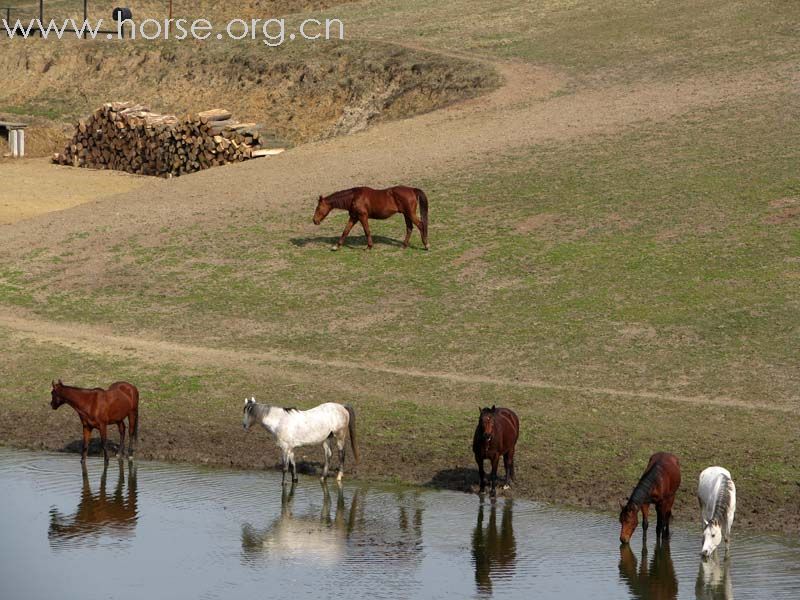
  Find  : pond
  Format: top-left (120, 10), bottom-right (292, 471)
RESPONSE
top-left (0, 447), bottom-right (797, 599)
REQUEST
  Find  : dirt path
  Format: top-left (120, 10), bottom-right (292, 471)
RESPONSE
top-left (2, 311), bottom-right (795, 414)
top-left (1, 49), bottom-right (794, 246)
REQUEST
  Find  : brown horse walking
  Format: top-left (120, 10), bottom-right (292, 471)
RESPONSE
top-left (473, 406), bottom-right (520, 497)
top-left (619, 452), bottom-right (681, 544)
top-left (50, 380), bottom-right (139, 464)
top-left (312, 186), bottom-right (429, 251)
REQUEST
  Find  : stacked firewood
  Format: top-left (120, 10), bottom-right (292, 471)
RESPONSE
top-left (53, 102), bottom-right (264, 177)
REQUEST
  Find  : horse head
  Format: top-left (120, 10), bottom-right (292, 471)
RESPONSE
top-left (701, 518), bottom-right (722, 558)
top-left (242, 397), bottom-right (257, 431)
top-left (479, 406), bottom-right (497, 444)
top-left (313, 195), bottom-right (332, 225)
top-left (50, 379), bottom-right (66, 409)
top-left (619, 500), bottom-right (638, 544)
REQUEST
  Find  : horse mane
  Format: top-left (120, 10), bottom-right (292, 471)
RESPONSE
top-left (627, 462), bottom-right (663, 509)
top-left (282, 406), bottom-right (299, 413)
top-left (57, 383), bottom-right (104, 392)
top-left (325, 188), bottom-right (357, 209)
top-left (712, 475), bottom-right (732, 522)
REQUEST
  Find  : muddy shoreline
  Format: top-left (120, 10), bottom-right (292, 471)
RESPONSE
top-left (3, 422), bottom-right (797, 536)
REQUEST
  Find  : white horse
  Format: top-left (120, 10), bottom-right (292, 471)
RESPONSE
top-left (242, 398), bottom-right (359, 484)
top-left (697, 466), bottom-right (736, 558)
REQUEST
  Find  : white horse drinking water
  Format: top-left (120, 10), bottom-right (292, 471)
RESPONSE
top-left (697, 466), bottom-right (736, 558)
top-left (242, 398), bottom-right (359, 484)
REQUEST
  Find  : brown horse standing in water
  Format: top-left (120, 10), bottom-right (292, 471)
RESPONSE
top-left (50, 380), bottom-right (139, 464)
top-left (312, 186), bottom-right (429, 251)
top-left (473, 406), bottom-right (520, 497)
top-left (619, 452), bottom-right (681, 544)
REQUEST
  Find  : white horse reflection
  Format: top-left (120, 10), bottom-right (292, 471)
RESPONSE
top-left (695, 553), bottom-right (734, 600)
top-left (241, 482), bottom-right (359, 565)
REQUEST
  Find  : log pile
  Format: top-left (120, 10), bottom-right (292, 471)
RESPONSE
top-left (53, 102), bottom-right (263, 177)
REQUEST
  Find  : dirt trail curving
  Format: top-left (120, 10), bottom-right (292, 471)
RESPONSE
top-left (2, 312), bottom-right (795, 414)
top-left (0, 45), bottom-right (793, 246)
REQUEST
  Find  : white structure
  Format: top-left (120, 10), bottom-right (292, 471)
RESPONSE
top-left (1, 122), bottom-right (27, 158)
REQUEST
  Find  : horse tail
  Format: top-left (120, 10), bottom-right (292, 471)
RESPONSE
top-left (345, 404), bottom-right (360, 464)
top-left (415, 188), bottom-right (429, 237)
top-left (131, 386), bottom-right (140, 442)
top-left (133, 406), bottom-right (140, 441)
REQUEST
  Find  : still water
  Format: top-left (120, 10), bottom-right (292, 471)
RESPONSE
top-left (0, 447), bottom-right (798, 599)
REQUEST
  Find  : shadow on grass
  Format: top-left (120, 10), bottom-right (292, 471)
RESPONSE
top-left (425, 467), bottom-right (480, 493)
top-left (289, 234), bottom-right (405, 249)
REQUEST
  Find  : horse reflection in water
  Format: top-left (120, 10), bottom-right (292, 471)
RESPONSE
top-left (48, 461), bottom-right (138, 548)
top-left (472, 499), bottom-right (517, 596)
top-left (241, 482), bottom-right (360, 565)
top-left (242, 484), bottom-right (424, 569)
top-left (695, 554), bottom-right (734, 600)
top-left (618, 542), bottom-right (678, 600)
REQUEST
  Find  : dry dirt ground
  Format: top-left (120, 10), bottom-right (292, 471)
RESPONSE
top-left (0, 158), bottom-right (145, 224)
top-left (0, 52), bottom-right (789, 233)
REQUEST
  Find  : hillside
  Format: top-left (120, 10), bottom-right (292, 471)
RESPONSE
top-left (1, 0), bottom-right (798, 532)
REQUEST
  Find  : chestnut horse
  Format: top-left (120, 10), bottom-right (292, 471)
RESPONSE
top-left (50, 380), bottom-right (139, 464)
top-left (619, 452), bottom-right (681, 544)
top-left (473, 406), bottom-right (520, 496)
top-left (312, 186), bottom-right (429, 251)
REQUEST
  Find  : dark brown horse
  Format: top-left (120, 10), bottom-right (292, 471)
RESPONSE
top-left (473, 406), bottom-right (520, 496)
top-left (50, 380), bottom-right (139, 464)
top-left (619, 452), bottom-right (681, 544)
top-left (312, 186), bottom-right (429, 251)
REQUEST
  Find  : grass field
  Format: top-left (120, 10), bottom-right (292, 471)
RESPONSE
top-left (1, 0), bottom-right (798, 532)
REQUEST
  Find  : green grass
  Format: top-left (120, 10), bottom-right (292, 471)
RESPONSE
top-left (344, 0), bottom-right (799, 84)
top-left (4, 91), bottom-right (797, 405)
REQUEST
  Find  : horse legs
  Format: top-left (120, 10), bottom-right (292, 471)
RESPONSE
top-left (477, 456), bottom-right (487, 494)
top-left (490, 455), bottom-right (500, 497)
top-left (321, 438), bottom-right (332, 481)
top-left (503, 447), bottom-right (516, 488)
top-left (81, 424), bottom-right (91, 464)
top-left (334, 216), bottom-right (357, 251)
top-left (116, 421), bottom-right (126, 460)
top-left (410, 213), bottom-right (429, 250)
top-left (288, 449), bottom-right (298, 483)
top-left (358, 214), bottom-right (373, 249)
top-left (281, 449), bottom-right (290, 485)
top-left (99, 423), bottom-right (110, 465)
top-left (402, 215), bottom-right (413, 248)
top-left (662, 495), bottom-right (675, 540)
top-left (641, 503), bottom-right (650, 537)
top-left (335, 432), bottom-right (347, 484)
top-left (655, 504), bottom-right (666, 539)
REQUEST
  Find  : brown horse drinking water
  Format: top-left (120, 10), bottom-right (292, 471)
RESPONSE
top-left (312, 186), bottom-right (429, 250)
top-left (50, 380), bottom-right (139, 464)
top-left (619, 452), bottom-right (681, 544)
top-left (473, 406), bottom-right (520, 496)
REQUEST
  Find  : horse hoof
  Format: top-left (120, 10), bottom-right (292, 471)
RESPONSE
top-left (425, 245), bottom-right (430, 251)
top-left (331, 245), bottom-right (339, 252)
top-left (502, 484), bottom-right (511, 491)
